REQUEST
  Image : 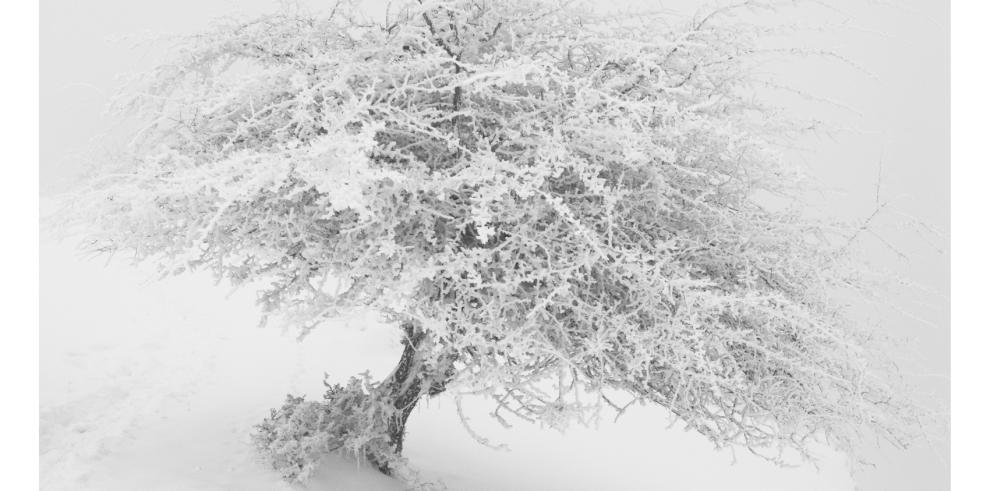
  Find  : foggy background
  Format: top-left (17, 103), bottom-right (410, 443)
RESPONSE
top-left (40, 1), bottom-right (948, 489)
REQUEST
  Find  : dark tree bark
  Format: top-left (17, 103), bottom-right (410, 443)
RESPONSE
top-left (367, 323), bottom-right (453, 475)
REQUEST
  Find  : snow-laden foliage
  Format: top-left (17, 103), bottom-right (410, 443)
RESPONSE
top-left (254, 394), bottom-right (341, 483)
top-left (254, 378), bottom-right (400, 483)
top-left (253, 374), bottom-right (441, 488)
top-left (63, 0), bottom-right (924, 477)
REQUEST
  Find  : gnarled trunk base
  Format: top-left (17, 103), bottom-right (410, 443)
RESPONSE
top-left (367, 323), bottom-right (452, 476)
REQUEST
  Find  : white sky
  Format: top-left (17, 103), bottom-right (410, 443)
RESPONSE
top-left (40, 1), bottom-right (949, 489)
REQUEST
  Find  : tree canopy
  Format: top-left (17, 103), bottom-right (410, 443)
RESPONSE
top-left (63, 0), bottom-right (924, 481)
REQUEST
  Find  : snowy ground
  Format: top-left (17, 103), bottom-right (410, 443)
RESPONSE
top-left (41, 239), bottom-right (855, 490)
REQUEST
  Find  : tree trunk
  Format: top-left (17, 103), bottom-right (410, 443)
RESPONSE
top-left (368, 323), bottom-right (452, 476)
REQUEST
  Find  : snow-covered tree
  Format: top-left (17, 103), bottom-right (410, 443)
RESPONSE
top-left (61, 0), bottom-right (925, 482)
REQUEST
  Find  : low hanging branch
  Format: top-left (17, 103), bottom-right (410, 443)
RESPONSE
top-left (59, 0), bottom-right (930, 485)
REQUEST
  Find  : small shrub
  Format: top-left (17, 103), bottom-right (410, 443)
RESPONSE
top-left (253, 394), bottom-right (339, 482)
top-left (252, 377), bottom-right (405, 483)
